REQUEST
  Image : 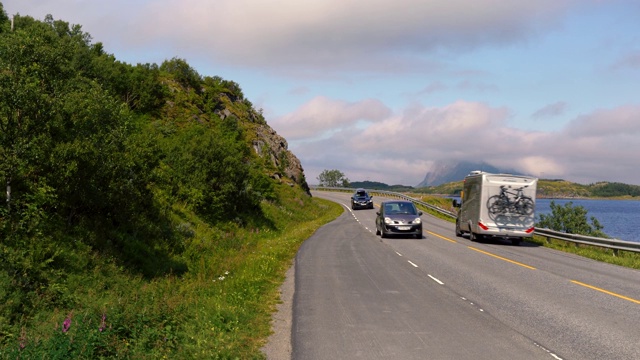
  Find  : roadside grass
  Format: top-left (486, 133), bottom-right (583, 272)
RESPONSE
top-left (413, 195), bottom-right (457, 222)
top-left (528, 236), bottom-right (640, 270)
top-left (0, 185), bottom-right (343, 359)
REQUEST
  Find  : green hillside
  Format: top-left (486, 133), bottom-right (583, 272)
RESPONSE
top-left (0, 6), bottom-right (337, 358)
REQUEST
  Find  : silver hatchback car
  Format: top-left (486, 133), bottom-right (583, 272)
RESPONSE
top-left (375, 200), bottom-right (423, 239)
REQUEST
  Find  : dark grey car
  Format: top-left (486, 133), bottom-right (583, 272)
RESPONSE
top-left (375, 200), bottom-right (423, 239)
top-left (351, 188), bottom-right (374, 210)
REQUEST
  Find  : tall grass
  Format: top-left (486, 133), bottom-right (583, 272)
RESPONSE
top-left (0, 185), bottom-right (343, 359)
top-left (528, 235), bottom-right (640, 270)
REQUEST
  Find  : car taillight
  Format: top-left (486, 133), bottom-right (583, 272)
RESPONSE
top-left (525, 227), bottom-right (535, 234)
top-left (478, 222), bottom-right (489, 230)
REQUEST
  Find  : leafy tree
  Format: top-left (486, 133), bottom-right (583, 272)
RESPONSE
top-left (0, 3), bottom-right (8, 33)
top-left (154, 119), bottom-right (266, 223)
top-left (536, 201), bottom-right (607, 237)
top-left (126, 63), bottom-right (167, 114)
top-left (160, 57), bottom-right (202, 93)
top-left (317, 169), bottom-right (350, 187)
top-left (0, 13), bottom-right (167, 279)
top-left (0, 14), bottom-right (71, 217)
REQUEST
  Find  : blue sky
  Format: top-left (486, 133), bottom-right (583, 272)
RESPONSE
top-left (4, 0), bottom-right (640, 186)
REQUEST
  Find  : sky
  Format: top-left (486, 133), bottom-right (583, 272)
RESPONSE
top-left (3, 0), bottom-right (640, 186)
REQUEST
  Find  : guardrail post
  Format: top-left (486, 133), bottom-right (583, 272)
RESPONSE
top-left (613, 248), bottom-right (619, 257)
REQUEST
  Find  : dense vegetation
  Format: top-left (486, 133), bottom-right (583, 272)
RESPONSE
top-left (536, 201), bottom-right (606, 238)
top-left (0, 6), bottom-right (336, 358)
top-left (589, 182), bottom-right (640, 197)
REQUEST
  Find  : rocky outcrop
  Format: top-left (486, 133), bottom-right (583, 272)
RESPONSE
top-left (253, 124), bottom-right (310, 195)
top-left (211, 92), bottom-right (310, 195)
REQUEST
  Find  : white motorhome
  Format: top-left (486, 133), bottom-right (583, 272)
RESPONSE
top-left (453, 171), bottom-right (537, 245)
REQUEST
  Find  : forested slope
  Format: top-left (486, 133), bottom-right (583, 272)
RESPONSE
top-left (0, 5), bottom-right (323, 358)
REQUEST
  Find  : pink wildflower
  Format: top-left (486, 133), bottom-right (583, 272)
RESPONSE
top-left (62, 314), bottom-right (72, 333)
top-left (19, 327), bottom-right (27, 350)
top-left (99, 313), bottom-right (107, 332)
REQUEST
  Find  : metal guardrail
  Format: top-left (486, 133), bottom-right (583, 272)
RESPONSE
top-left (534, 228), bottom-right (640, 254)
top-left (311, 186), bottom-right (640, 254)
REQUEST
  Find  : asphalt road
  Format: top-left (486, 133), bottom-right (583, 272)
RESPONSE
top-left (269, 191), bottom-right (640, 360)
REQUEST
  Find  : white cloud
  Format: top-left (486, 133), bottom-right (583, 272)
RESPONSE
top-left (47, 0), bottom-right (577, 74)
top-left (284, 98), bottom-right (640, 186)
top-left (517, 156), bottom-right (563, 178)
top-left (271, 96), bottom-right (391, 140)
top-left (563, 105), bottom-right (640, 137)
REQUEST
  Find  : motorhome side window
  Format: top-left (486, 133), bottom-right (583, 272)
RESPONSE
top-left (465, 184), bottom-right (479, 201)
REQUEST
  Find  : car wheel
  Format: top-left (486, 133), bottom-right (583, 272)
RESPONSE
top-left (455, 219), bottom-right (462, 237)
top-left (415, 233), bottom-right (422, 239)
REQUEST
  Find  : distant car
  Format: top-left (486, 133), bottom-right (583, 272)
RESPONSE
top-left (375, 200), bottom-right (423, 239)
top-left (351, 188), bottom-right (374, 210)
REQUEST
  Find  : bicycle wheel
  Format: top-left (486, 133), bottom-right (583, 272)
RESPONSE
top-left (487, 195), bottom-right (506, 214)
top-left (516, 197), bottom-right (535, 215)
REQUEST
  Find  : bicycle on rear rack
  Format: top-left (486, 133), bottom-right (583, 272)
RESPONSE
top-left (487, 185), bottom-right (534, 215)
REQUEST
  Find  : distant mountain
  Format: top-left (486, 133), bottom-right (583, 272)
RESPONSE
top-left (416, 161), bottom-right (521, 187)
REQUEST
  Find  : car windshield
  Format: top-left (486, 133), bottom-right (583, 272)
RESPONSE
top-left (355, 190), bottom-right (367, 197)
top-left (384, 202), bottom-right (417, 215)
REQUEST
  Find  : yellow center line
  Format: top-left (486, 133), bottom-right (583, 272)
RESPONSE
top-left (468, 246), bottom-right (537, 270)
top-left (427, 231), bottom-right (457, 243)
top-left (424, 226), bottom-right (637, 304)
top-left (571, 280), bottom-right (640, 305)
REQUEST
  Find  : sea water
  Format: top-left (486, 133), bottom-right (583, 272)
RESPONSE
top-left (535, 198), bottom-right (640, 242)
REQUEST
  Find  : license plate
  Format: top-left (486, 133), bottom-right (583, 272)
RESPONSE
top-left (397, 226), bottom-right (411, 230)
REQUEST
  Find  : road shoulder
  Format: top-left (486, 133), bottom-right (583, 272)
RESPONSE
top-left (261, 260), bottom-right (295, 359)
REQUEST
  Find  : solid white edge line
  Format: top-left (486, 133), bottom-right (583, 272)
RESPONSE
top-left (408, 260), bottom-right (418, 268)
top-left (428, 275), bottom-right (444, 285)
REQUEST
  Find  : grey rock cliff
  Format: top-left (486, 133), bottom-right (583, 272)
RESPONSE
top-left (253, 124), bottom-right (310, 195)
